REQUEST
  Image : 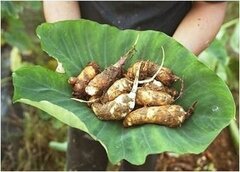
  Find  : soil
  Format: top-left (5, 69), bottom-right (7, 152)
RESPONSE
top-left (155, 127), bottom-right (239, 171)
top-left (1, 46), bottom-right (66, 171)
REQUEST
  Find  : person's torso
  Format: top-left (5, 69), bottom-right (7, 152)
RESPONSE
top-left (79, 1), bottom-right (192, 36)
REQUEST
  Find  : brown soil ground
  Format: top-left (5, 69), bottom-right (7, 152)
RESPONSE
top-left (155, 127), bottom-right (239, 171)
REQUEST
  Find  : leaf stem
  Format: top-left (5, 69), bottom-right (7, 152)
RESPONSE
top-left (221, 18), bottom-right (239, 30)
top-left (229, 119), bottom-right (239, 154)
top-left (49, 141), bottom-right (68, 152)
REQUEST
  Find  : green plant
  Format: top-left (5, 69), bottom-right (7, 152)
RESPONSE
top-left (12, 19), bottom-right (235, 165)
top-left (199, 18), bottom-right (239, 154)
top-left (1, 1), bottom-right (40, 52)
top-left (1, 1), bottom-right (51, 68)
top-left (199, 18), bottom-right (239, 87)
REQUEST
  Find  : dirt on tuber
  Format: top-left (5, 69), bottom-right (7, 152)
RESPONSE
top-left (101, 77), bottom-right (132, 103)
top-left (90, 61), bottom-right (142, 120)
top-left (68, 62), bottom-right (100, 98)
top-left (136, 87), bottom-right (174, 106)
top-left (70, 45), bottom-right (196, 128)
top-left (143, 79), bottom-right (179, 98)
top-left (126, 61), bottom-right (179, 86)
top-left (123, 105), bottom-right (191, 127)
top-left (85, 36), bottom-right (139, 96)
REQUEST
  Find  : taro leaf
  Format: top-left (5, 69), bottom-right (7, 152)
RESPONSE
top-left (13, 19), bottom-right (235, 165)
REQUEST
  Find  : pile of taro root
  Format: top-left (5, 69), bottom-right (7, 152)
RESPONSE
top-left (68, 44), bottom-right (196, 128)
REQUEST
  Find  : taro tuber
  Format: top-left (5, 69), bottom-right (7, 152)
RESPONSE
top-left (91, 95), bottom-right (134, 120)
top-left (85, 36), bottom-right (139, 96)
top-left (90, 62), bottom-right (142, 120)
top-left (68, 62), bottom-right (100, 98)
top-left (136, 87), bottom-right (174, 106)
top-left (101, 78), bottom-right (133, 103)
top-left (143, 80), bottom-right (179, 98)
top-left (123, 105), bottom-right (192, 128)
top-left (70, 45), bottom-right (195, 128)
top-left (126, 61), bottom-right (178, 86)
top-left (125, 46), bottom-right (178, 86)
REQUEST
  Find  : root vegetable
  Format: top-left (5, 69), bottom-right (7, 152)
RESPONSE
top-left (91, 61), bottom-right (142, 120)
top-left (127, 63), bottom-right (177, 86)
top-left (138, 46), bottom-right (165, 84)
top-left (126, 60), bottom-right (151, 80)
top-left (91, 95), bottom-right (135, 120)
top-left (101, 78), bottom-right (132, 103)
top-left (85, 66), bottom-right (122, 96)
top-left (143, 80), bottom-right (179, 98)
top-left (136, 87), bottom-right (174, 106)
top-left (126, 47), bottom-right (178, 86)
top-left (68, 62), bottom-right (100, 98)
top-left (154, 67), bottom-right (178, 86)
top-left (123, 105), bottom-right (192, 128)
top-left (85, 35), bottom-right (139, 96)
top-left (70, 43), bottom-right (193, 128)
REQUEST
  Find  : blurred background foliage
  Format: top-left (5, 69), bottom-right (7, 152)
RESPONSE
top-left (1, 1), bottom-right (64, 170)
top-left (1, 1), bottom-right (239, 171)
top-left (198, 3), bottom-right (239, 154)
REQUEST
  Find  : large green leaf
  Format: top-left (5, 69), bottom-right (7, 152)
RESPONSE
top-left (13, 19), bottom-right (235, 165)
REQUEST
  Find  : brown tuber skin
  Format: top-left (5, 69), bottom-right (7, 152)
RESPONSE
top-left (85, 65), bottom-right (123, 96)
top-left (85, 37), bottom-right (138, 96)
top-left (143, 80), bottom-right (179, 98)
top-left (90, 62), bottom-right (142, 120)
top-left (123, 105), bottom-right (190, 128)
top-left (68, 62), bottom-right (100, 98)
top-left (136, 87), bottom-right (174, 106)
top-left (153, 66), bottom-right (178, 86)
top-left (126, 61), bottom-right (153, 80)
top-left (126, 61), bottom-right (178, 86)
top-left (101, 78), bottom-right (132, 103)
top-left (91, 94), bottom-right (135, 120)
top-left (71, 45), bottom-right (194, 128)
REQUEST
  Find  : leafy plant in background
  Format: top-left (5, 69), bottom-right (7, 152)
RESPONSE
top-left (12, 19), bottom-right (235, 165)
top-left (1, 1), bottom-right (39, 52)
top-left (1, 1), bottom-right (56, 72)
top-left (1, 3), bottom-right (67, 170)
top-left (198, 18), bottom-right (239, 153)
top-left (199, 18), bottom-right (239, 87)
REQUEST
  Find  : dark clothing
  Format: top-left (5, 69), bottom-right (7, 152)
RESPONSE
top-left (67, 128), bottom-right (159, 171)
top-left (67, 128), bottom-right (108, 171)
top-left (79, 1), bottom-right (192, 36)
top-left (67, 1), bottom-right (192, 171)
